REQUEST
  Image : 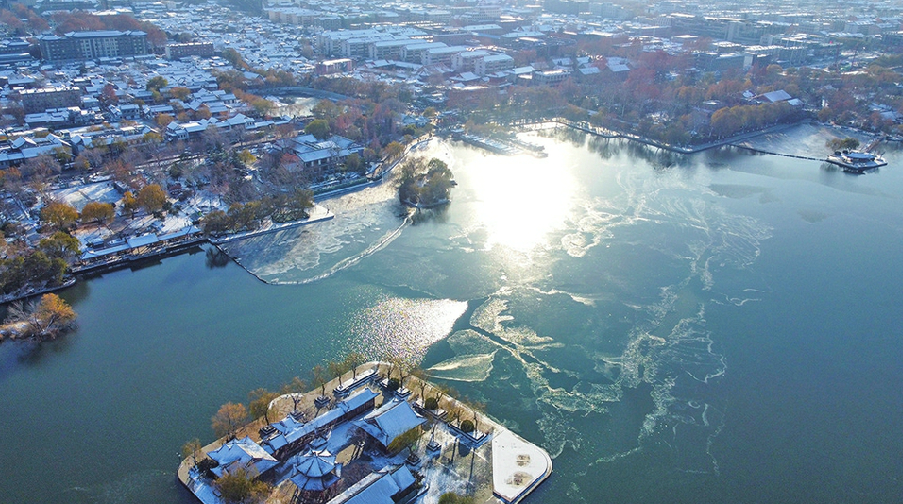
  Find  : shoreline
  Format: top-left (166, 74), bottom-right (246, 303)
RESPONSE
top-left (1, 123), bottom-right (882, 305)
top-left (0, 277), bottom-right (78, 307)
top-left (516, 118), bottom-right (804, 154)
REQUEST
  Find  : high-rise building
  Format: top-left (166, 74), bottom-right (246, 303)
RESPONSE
top-left (38, 31), bottom-right (149, 63)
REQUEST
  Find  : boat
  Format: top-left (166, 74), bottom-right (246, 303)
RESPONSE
top-left (825, 150), bottom-right (887, 173)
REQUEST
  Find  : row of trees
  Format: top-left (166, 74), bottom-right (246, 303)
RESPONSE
top-left (207, 353), bottom-right (371, 441)
top-left (199, 189), bottom-right (314, 235)
top-left (207, 354), bottom-right (371, 443)
top-left (445, 45), bottom-right (903, 143)
top-left (0, 184), bottom-right (166, 295)
top-left (0, 3), bottom-right (48, 35)
top-left (193, 355), bottom-right (373, 504)
top-left (0, 244), bottom-right (69, 295)
top-left (707, 101), bottom-right (802, 139)
top-left (39, 185), bottom-right (165, 231)
top-left (188, 354), bottom-right (490, 504)
top-left (826, 137), bottom-right (860, 152)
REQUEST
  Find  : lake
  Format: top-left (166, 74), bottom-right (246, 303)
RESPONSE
top-left (1, 126), bottom-right (901, 503)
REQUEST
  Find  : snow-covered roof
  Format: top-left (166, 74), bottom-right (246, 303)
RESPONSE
top-left (271, 413), bottom-right (305, 436)
top-left (127, 233), bottom-right (159, 248)
top-left (81, 243), bottom-right (129, 259)
top-left (158, 226), bottom-right (199, 241)
top-left (483, 54), bottom-right (514, 63)
top-left (455, 72), bottom-right (481, 81)
top-left (263, 389), bottom-right (377, 451)
top-left (207, 436), bottom-right (278, 478)
top-left (293, 449), bottom-right (336, 479)
top-left (340, 388), bottom-right (378, 412)
top-left (353, 398), bottom-right (425, 448)
top-left (327, 465), bottom-right (415, 504)
top-left (761, 89), bottom-right (792, 103)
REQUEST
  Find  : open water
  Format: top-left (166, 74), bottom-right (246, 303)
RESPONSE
top-left (1, 127), bottom-right (901, 504)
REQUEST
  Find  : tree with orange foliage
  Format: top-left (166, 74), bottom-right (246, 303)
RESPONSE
top-left (5, 293), bottom-right (76, 340)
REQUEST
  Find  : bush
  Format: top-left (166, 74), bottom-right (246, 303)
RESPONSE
top-left (215, 468), bottom-right (270, 503)
top-left (439, 493), bottom-right (475, 504)
top-left (424, 397), bottom-right (439, 410)
top-left (387, 377), bottom-right (400, 392)
top-left (460, 419), bottom-right (475, 433)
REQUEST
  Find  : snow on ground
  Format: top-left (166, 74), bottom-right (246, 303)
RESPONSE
top-left (52, 181), bottom-right (122, 211)
top-left (417, 423), bottom-right (492, 503)
top-left (490, 431), bottom-right (552, 503)
top-left (736, 123), bottom-right (876, 158)
top-left (184, 188), bottom-right (229, 215)
top-left (73, 226), bottom-right (114, 247)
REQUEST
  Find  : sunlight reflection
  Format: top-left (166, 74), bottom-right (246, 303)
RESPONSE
top-left (467, 152), bottom-right (578, 253)
top-left (348, 296), bottom-right (468, 364)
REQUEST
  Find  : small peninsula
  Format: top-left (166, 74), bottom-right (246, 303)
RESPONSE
top-left (0, 293), bottom-right (76, 342)
top-left (178, 361), bottom-right (551, 504)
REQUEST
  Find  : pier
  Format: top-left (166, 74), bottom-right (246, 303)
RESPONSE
top-left (454, 133), bottom-right (548, 158)
top-left (825, 151), bottom-right (887, 173)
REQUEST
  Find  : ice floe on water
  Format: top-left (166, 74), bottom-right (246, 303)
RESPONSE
top-left (218, 177), bottom-right (408, 284)
top-left (221, 135), bottom-right (771, 478)
top-left (426, 351), bottom-right (496, 382)
top-left (422, 153), bottom-right (767, 477)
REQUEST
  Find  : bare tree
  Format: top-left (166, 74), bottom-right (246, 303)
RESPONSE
top-left (343, 352), bottom-right (366, 380)
top-left (211, 402), bottom-right (248, 439)
top-left (281, 376), bottom-right (307, 412)
top-left (181, 438), bottom-right (203, 467)
top-left (328, 359), bottom-right (348, 384)
top-left (311, 365), bottom-right (327, 396)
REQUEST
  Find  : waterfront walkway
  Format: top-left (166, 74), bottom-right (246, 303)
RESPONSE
top-left (515, 118), bottom-right (801, 155)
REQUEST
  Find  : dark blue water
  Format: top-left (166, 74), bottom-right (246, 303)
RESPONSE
top-left (1, 129), bottom-right (901, 503)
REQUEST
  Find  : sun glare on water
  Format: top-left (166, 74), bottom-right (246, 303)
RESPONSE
top-left (349, 296), bottom-right (468, 362)
top-left (467, 152), bottom-right (577, 254)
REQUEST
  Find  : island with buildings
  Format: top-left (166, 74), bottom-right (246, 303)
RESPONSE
top-left (178, 361), bottom-right (551, 504)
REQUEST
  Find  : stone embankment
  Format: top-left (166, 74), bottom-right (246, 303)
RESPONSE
top-left (178, 361), bottom-right (551, 504)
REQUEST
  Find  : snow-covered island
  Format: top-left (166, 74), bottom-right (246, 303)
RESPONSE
top-left (177, 361), bottom-right (551, 504)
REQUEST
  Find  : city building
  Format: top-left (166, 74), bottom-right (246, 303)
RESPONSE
top-left (533, 68), bottom-right (572, 86)
top-left (16, 86), bottom-right (82, 114)
top-left (0, 133), bottom-right (72, 168)
top-left (316, 58), bottom-right (353, 75)
top-left (280, 134), bottom-right (364, 172)
top-left (423, 46), bottom-right (468, 66)
top-left (164, 42), bottom-right (214, 59)
top-left (38, 31), bottom-right (149, 63)
top-left (475, 53), bottom-right (515, 75)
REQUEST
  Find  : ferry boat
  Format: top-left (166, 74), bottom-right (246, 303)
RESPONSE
top-left (826, 150), bottom-right (887, 173)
